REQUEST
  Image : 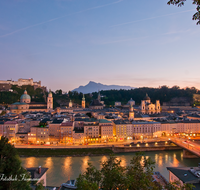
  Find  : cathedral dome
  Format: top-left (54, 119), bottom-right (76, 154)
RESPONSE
top-left (144, 94), bottom-right (150, 100)
top-left (128, 98), bottom-right (135, 106)
top-left (20, 90), bottom-right (31, 100)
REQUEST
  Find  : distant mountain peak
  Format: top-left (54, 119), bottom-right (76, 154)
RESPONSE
top-left (72, 81), bottom-right (134, 94)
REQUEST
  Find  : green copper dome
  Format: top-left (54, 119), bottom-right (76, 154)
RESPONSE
top-left (20, 90), bottom-right (31, 100)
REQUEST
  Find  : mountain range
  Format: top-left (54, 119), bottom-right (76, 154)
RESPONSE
top-left (72, 81), bottom-right (134, 94)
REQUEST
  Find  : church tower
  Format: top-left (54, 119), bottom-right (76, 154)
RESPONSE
top-left (141, 100), bottom-right (146, 114)
top-left (98, 91), bottom-right (101, 102)
top-left (69, 100), bottom-right (73, 108)
top-left (155, 100), bottom-right (160, 114)
top-left (129, 105), bottom-right (134, 120)
top-left (82, 94), bottom-right (85, 108)
top-left (47, 90), bottom-right (53, 111)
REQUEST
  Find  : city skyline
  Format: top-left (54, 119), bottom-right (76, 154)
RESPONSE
top-left (0, 0), bottom-right (200, 91)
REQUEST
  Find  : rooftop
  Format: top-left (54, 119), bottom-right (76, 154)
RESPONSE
top-left (99, 119), bottom-right (112, 123)
top-left (61, 122), bottom-right (73, 126)
top-left (26, 167), bottom-right (48, 180)
top-left (167, 166), bottom-right (200, 184)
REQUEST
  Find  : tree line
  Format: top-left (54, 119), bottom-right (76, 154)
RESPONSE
top-left (0, 85), bottom-right (199, 108)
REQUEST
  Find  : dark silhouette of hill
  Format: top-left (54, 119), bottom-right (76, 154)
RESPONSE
top-left (72, 81), bottom-right (134, 93)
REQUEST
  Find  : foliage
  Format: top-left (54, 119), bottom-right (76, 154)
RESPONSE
top-left (0, 85), bottom-right (45, 104)
top-left (35, 182), bottom-right (46, 190)
top-left (77, 153), bottom-right (159, 190)
top-left (165, 180), bottom-right (194, 190)
top-left (0, 110), bottom-right (6, 116)
top-left (0, 136), bottom-right (31, 190)
top-left (55, 89), bottom-right (62, 95)
top-left (0, 85), bottom-right (199, 108)
top-left (16, 148), bottom-right (113, 157)
top-left (76, 153), bottom-right (194, 190)
top-left (167, 0), bottom-right (200, 24)
top-left (76, 163), bottom-right (101, 190)
top-left (99, 86), bottom-right (197, 106)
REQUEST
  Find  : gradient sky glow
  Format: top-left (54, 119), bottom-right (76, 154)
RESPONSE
top-left (0, 0), bottom-right (200, 91)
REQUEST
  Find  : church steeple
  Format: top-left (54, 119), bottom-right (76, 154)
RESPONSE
top-left (82, 94), bottom-right (85, 108)
top-left (47, 90), bottom-right (53, 111)
top-left (98, 91), bottom-right (101, 102)
top-left (129, 105), bottom-right (134, 120)
top-left (69, 99), bottom-right (73, 108)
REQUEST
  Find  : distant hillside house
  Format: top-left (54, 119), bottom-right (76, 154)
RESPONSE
top-left (10, 90), bottom-right (53, 114)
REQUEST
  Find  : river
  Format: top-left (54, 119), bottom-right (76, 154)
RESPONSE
top-left (21, 150), bottom-right (200, 187)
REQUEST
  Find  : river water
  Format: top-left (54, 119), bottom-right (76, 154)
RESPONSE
top-left (21, 150), bottom-right (200, 187)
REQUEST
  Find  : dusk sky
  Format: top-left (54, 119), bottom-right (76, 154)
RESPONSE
top-left (0, 0), bottom-right (200, 92)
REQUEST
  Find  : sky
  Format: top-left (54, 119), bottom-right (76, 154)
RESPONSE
top-left (0, 0), bottom-right (200, 92)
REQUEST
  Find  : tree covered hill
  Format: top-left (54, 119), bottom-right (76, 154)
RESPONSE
top-left (99, 86), bottom-right (199, 106)
top-left (0, 85), bottom-right (46, 105)
top-left (1, 85), bottom-right (199, 107)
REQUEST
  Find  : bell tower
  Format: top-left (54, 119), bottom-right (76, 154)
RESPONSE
top-left (82, 94), bottom-right (85, 108)
top-left (47, 90), bottom-right (53, 111)
top-left (141, 100), bottom-right (145, 114)
top-left (129, 105), bottom-right (134, 120)
top-left (69, 100), bottom-right (73, 108)
top-left (98, 91), bottom-right (101, 102)
top-left (155, 100), bottom-right (160, 114)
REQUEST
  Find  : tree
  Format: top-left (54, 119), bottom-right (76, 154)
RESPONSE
top-left (35, 182), bottom-right (47, 190)
top-left (167, 0), bottom-right (200, 24)
top-left (76, 163), bottom-right (101, 190)
top-left (0, 136), bottom-right (31, 190)
top-left (76, 153), bottom-right (194, 190)
top-left (55, 89), bottom-right (62, 95)
top-left (0, 110), bottom-right (6, 116)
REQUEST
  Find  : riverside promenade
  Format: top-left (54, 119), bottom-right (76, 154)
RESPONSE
top-left (15, 140), bottom-right (182, 156)
top-left (15, 139), bottom-right (171, 149)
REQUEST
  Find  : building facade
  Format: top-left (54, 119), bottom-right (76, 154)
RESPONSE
top-left (141, 94), bottom-right (160, 115)
top-left (10, 90), bottom-right (53, 114)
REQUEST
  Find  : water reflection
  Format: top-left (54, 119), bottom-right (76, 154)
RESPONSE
top-left (25, 157), bottom-right (36, 168)
top-left (45, 157), bottom-right (53, 168)
top-left (155, 154), bottom-right (158, 163)
top-left (81, 156), bottom-right (90, 173)
top-left (158, 155), bottom-right (163, 167)
top-left (165, 154), bottom-right (168, 162)
top-left (172, 157), bottom-right (179, 167)
top-left (118, 156), bottom-right (127, 167)
top-left (101, 155), bottom-right (108, 164)
top-left (181, 152), bottom-right (183, 160)
top-left (21, 150), bottom-right (200, 187)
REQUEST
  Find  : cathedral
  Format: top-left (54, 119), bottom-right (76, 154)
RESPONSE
top-left (140, 94), bottom-right (160, 115)
top-left (10, 90), bottom-right (53, 114)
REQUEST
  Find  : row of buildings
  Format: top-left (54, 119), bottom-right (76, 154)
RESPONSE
top-left (1, 87), bottom-right (200, 144)
top-left (1, 116), bottom-right (200, 144)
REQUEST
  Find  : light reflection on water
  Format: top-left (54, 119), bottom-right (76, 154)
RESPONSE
top-left (21, 150), bottom-right (200, 187)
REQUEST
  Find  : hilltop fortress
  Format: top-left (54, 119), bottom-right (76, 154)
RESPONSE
top-left (0, 78), bottom-right (46, 91)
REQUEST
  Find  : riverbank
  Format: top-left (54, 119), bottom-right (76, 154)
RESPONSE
top-left (17, 144), bottom-right (182, 157)
top-left (17, 147), bottom-right (113, 157)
